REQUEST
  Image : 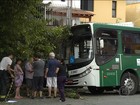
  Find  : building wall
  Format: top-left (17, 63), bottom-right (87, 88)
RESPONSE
top-left (43, 0), bottom-right (126, 25)
top-left (126, 3), bottom-right (140, 27)
top-left (90, 0), bottom-right (126, 23)
top-left (43, 0), bottom-right (81, 26)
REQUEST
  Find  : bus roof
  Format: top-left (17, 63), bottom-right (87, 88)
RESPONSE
top-left (93, 23), bottom-right (140, 32)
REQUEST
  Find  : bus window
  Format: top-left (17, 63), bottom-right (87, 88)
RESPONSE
top-left (122, 31), bottom-right (140, 54)
top-left (95, 29), bottom-right (118, 65)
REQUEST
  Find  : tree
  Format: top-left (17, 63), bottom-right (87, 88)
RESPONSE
top-left (0, 0), bottom-right (43, 58)
top-left (0, 1), bottom-right (71, 59)
top-left (46, 26), bottom-right (70, 48)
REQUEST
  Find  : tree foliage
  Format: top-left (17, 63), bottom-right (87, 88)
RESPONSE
top-left (0, 1), bottom-right (70, 59)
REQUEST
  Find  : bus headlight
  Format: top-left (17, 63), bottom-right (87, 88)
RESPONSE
top-left (79, 67), bottom-right (92, 78)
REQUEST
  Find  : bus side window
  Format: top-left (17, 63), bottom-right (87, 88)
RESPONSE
top-left (133, 35), bottom-right (140, 54)
top-left (122, 31), bottom-right (140, 54)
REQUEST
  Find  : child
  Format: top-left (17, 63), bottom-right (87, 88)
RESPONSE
top-left (14, 59), bottom-right (24, 99)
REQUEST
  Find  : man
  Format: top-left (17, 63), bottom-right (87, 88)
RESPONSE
top-left (32, 53), bottom-right (45, 99)
top-left (0, 53), bottom-right (14, 101)
top-left (45, 52), bottom-right (59, 98)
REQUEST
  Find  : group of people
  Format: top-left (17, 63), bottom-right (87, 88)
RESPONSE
top-left (0, 52), bottom-right (67, 102)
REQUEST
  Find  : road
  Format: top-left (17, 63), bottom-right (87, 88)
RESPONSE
top-left (1, 88), bottom-right (140, 105)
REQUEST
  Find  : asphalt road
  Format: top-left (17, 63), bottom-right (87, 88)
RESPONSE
top-left (1, 89), bottom-right (140, 105)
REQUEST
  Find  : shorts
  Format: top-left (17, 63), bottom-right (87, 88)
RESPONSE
top-left (26, 78), bottom-right (33, 89)
top-left (46, 77), bottom-right (57, 88)
top-left (33, 76), bottom-right (44, 91)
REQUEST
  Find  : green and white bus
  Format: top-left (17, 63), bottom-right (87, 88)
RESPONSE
top-left (63, 23), bottom-right (140, 95)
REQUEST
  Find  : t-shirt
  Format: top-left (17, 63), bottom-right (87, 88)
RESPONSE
top-left (46, 58), bottom-right (59, 77)
top-left (57, 63), bottom-right (67, 77)
top-left (0, 57), bottom-right (12, 71)
top-left (25, 62), bottom-right (34, 79)
top-left (33, 59), bottom-right (45, 77)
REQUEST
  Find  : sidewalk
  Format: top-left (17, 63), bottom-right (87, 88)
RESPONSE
top-left (1, 97), bottom-right (87, 105)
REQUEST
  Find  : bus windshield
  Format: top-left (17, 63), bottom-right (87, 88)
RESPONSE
top-left (63, 24), bottom-right (93, 64)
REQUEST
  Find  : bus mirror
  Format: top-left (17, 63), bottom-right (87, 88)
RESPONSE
top-left (100, 39), bottom-right (104, 48)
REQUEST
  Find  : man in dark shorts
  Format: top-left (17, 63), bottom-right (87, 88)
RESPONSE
top-left (32, 53), bottom-right (45, 99)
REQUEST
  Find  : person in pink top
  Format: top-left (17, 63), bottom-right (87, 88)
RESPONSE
top-left (14, 59), bottom-right (24, 99)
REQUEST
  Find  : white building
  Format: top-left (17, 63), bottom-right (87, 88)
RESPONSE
top-left (43, 0), bottom-right (80, 8)
top-left (42, 0), bottom-right (94, 26)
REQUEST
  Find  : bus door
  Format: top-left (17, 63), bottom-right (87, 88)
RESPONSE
top-left (95, 28), bottom-right (120, 87)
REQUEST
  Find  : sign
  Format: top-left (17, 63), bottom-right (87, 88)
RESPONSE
top-left (115, 58), bottom-right (119, 63)
top-left (69, 55), bottom-right (75, 64)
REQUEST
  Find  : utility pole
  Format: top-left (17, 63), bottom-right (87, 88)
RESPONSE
top-left (44, 4), bottom-right (47, 20)
top-left (67, 0), bottom-right (72, 26)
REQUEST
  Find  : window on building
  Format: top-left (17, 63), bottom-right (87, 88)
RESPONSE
top-left (81, 0), bottom-right (94, 11)
top-left (112, 1), bottom-right (117, 18)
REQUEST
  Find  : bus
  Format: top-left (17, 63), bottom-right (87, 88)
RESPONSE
top-left (62, 23), bottom-right (140, 95)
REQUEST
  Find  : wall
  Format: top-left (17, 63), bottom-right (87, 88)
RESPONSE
top-left (91, 0), bottom-right (126, 23)
top-left (43, 0), bottom-right (126, 24)
top-left (43, 0), bottom-right (81, 26)
top-left (126, 3), bottom-right (140, 27)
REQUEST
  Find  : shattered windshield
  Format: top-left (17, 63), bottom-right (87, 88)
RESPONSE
top-left (63, 24), bottom-right (93, 64)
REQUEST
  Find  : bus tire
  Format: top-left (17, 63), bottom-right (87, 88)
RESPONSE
top-left (88, 86), bottom-right (104, 94)
top-left (120, 73), bottom-right (138, 95)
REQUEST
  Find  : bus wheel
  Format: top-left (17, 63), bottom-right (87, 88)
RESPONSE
top-left (120, 73), bottom-right (138, 95)
top-left (88, 86), bottom-right (104, 94)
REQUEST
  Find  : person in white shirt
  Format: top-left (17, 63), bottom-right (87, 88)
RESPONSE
top-left (0, 53), bottom-right (14, 101)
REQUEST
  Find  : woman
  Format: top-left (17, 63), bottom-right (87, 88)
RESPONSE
top-left (57, 59), bottom-right (67, 102)
top-left (14, 59), bottom-right (24, 99)
top-left (25, 57), bottom-right (34, 97)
